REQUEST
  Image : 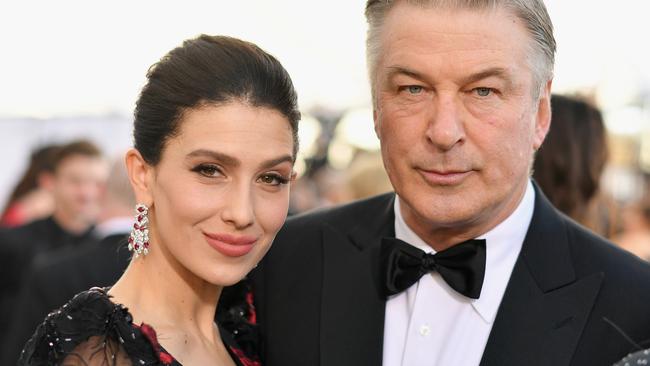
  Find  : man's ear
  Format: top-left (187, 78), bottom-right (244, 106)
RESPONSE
top-left (373, 108), bottom-right (381, 140)
top-left (533, 79), bottom-right (553, 150)
top-left (38, 172), bottom-right (55, 192)
top-left (125, 149), bottom-right (154, 206)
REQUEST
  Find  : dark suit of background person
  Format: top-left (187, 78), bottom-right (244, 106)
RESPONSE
top-left (251, 1), bottom-right (650, 365)
top-left (0, 217), bottom-right (97, 341)
top-left (0, 231), bottom-right (131, 364)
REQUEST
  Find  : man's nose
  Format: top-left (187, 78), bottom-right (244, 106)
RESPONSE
top-left (424, 95), bottom-right (466, 151)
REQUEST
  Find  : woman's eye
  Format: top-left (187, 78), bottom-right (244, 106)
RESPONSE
top-left (258, 174), bottom-right (289, 186)
top-left (474, 87), bottom-right (492, 97)
top-left (406, 85), bottom-right (423, 94)
top-left (192, 164), bottom-right (222, 178)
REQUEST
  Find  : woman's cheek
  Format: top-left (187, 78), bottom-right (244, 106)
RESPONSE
top-left (256, 190), bottom-right (291, 236)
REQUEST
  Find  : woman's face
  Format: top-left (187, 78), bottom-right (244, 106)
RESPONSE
top-left (142, 102), bottom-right (295, 286)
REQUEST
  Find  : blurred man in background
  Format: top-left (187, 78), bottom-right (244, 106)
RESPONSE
top-left (0, 156), bottom-right (133, 363)
top-left (0, 139), bottom-right (107, 348)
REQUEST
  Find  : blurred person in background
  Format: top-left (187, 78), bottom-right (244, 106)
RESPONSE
top-left (0, 156), bottom-right (134, 364)
top-left (612, 196), bottom-right (650, 261)
top-left (288, 152), bottom-right (392, 213)
top-left (0, 144), bottom-right (61, 228)
top-left (0, 139), bottom-right (107, 348)
top-left (533, 94), bottom-right (617, 238)
top-left (343, 151), bottom-right (393, 201)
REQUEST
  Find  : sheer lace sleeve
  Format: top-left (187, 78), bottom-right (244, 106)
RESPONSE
top-left (18, 288), bottom-right (164, 366)
top-left (59, 335), bottom-right (132, 366)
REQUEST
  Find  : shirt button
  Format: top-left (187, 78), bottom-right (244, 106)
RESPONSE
top-left (419, 324), bottom-right (431, 336)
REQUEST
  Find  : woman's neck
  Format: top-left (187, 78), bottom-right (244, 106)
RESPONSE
top-left (109, 242), bottom-right (223, 342)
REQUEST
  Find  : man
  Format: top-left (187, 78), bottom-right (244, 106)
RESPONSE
top-left (252, 1), bottom-right (650, 365)
top-left (0, 157), bottom-right (132, 363)
top-left (0, 140), bottom-right (107, 347)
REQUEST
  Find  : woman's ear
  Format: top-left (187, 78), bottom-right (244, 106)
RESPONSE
top-left (125, 149), bottom-right (154, 206)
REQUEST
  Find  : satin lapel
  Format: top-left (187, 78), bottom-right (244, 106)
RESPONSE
top-left (320, 194), bottom-right (395, 366)
top-left (480, 187), bottom-right (603, 366)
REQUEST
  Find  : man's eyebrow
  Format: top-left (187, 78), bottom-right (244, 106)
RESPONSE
top-left (186, 149), bottom-right (240, 167)
top-left (385, 66), bottom-right (513, 88)
top-left (386, 65), bottom-right (428, 82)
top-left (459, 67), bottom-right (513, 87)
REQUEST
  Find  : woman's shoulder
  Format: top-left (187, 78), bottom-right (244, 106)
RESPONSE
top-left (19, 287), bottom-right (166, 365)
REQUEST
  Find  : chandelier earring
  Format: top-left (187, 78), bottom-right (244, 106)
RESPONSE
top-left (128, 203), bottom-right (150, 257)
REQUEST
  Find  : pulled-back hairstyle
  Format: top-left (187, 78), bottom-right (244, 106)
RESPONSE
top-left (133, 35), bottom-right (300, 165)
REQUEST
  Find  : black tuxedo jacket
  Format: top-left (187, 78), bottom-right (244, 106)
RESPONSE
top-left (252, 188), bottom-right (650, 366)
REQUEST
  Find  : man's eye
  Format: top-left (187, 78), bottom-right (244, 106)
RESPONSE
top-left (474, 87), bottom-right (492, 97)
top-left (407, 85), bottom-right (423, 94)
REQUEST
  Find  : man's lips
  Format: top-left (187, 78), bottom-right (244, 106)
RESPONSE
top-left (417, 168), bottom-right (473, 185)
top-left (203, 232), bottom-right (258, 257)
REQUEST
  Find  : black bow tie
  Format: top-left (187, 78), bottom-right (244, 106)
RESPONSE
top-left (380, 237), bottom-right (486, 299)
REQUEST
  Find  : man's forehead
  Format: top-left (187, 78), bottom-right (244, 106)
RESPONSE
top-left (56, 154), bottom-right (105, 173)
top-left (379, 5), bottom-right (531, 70)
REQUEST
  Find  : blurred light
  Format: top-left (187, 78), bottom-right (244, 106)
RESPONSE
top-left (604, 106), bottom-right (647, 136)
top-left (335, 107), bottom-right (378, 150)
top-left (293, 155), bottom-right (307, 179)
top-left (597, 67), bottom-right (642, 109)
top-left (292, 114), bottom-right (321, 179)
top-left (639, 131), bottom-right (650, 173)
top-left (328, 138), bottom-right (356, 170)
top-left (297, 114), bottom-right (322, 158)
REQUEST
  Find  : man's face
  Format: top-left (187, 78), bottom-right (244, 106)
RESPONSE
top-left (52, 154), bottom-right (107, 224)
top-left (373, 4), bottom-right (551, 246)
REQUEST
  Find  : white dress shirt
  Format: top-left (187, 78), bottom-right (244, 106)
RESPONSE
top-left (382, 181), bottom-right (536, 366)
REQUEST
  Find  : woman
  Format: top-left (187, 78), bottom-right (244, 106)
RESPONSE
top-left (19, 34), bottom-right (300, 365)
top-left (532, 94), bottom-right (616, 238)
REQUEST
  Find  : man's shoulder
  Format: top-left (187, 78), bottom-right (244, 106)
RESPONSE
top-left (283, 192), bottom-right (394, 232)
top-left (562, 215), bottom-right (650, 287)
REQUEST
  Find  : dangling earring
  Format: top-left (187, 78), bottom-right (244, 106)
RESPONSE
top-left (128, 203), bottom-right (150, 257)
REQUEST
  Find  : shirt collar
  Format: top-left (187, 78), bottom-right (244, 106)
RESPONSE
top-left (394, 180), bottom-right (536, 323)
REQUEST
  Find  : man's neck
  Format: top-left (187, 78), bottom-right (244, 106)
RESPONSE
top-left (52, 209), bottom-right (91, 235)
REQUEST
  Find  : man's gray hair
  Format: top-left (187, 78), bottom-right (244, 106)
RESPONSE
top-left (365, 0), bottom-right (556, 99)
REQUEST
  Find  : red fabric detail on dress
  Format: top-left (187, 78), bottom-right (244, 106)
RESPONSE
top-left (245, 291), bottom-right (257, 324)
top-left (137, 323), bottom-right (174, 365)
top-left (229, 346), bottom-right (261, 366)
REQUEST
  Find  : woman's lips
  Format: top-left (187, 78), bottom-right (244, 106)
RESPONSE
top-left (203, 232), bottom-right (257, 257)
top-left (417, 168), bottom-right (472, 186)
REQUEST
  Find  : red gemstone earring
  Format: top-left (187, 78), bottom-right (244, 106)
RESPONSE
top-left (128, 203), bottom-right (150, 257)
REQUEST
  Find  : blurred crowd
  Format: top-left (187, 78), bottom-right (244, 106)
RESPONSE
top-left (0, 94), bottom-right (649, 361)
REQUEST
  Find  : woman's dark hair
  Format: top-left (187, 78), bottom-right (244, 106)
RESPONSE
top-left (133, 34), bottom-right (300, 165)
top-left (533, 94), bottom-right (608, 223)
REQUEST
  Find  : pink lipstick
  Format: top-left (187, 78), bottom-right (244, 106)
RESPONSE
top-left (203, 232), bottom-right (257, 257)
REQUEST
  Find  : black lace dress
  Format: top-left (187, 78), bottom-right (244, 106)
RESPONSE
top-left (18, 287), bottom-right (260, 366)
